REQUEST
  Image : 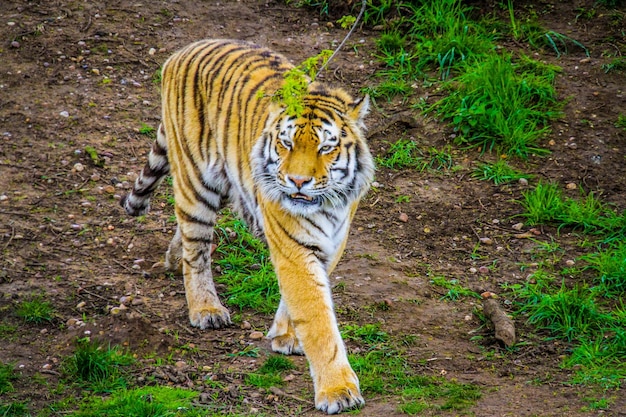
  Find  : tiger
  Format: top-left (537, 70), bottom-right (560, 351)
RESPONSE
top-left (121, 39), bottom-right (374, 414)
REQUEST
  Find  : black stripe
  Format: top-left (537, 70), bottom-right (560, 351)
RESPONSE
top-left (177, 208), bottom-right (215, 228)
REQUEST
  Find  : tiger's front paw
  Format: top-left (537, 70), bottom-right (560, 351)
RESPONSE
top-left (315, 382), bottom-right (364, 415)
top-left (189, 306), bottom-right (231, 329)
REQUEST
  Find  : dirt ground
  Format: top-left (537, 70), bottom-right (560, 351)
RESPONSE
top-left (1, 0), bottom-right (625, 416)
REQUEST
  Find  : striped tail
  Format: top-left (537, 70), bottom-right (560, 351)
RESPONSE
top-left (120, 124), bottom-right (170, 216)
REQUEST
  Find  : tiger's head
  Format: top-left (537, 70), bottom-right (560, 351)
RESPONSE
top-left (252, 84), bottom-right (375, 216)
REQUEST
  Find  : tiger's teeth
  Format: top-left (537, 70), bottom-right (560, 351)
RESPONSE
top-left (291, 193), bottom-right (312, 201)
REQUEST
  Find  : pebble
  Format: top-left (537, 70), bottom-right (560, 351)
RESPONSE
top-left (479, 237), bottom-right (493, 245)
top-left (59, 111), bottom-right (69, 118)
top-left (398, 212), bottom-right (409, 223)
top-left (131, 297), bottom-right (144, 306)
top-left (0, 194), bottom-right (7, 201)
top-left (103, 185), bottom-right (115, 194)
top-left (249, 331), bottom-right (264, 340)
top-left (175, 360), bottom-right (187, 368)
top-left (566, 182), bottom-right (577, 190)
top-left (469, 267), bottom-right (477, 274)
top-left (512, 222), bottom-right (524, 231)
top-left (241, 321), bottom-right (252, 330)
top-left (76, 301), bottom-right (87, 309)
top-left (478, 266), bottom-right (490, 274)
top-left (565, 259), bottom-right (575, 266)
top-left (10, 41), bottom-right (20, 48)
top-left (518, 178), bottom-right (528, 186)
top-left (42, 363), bottom-right (52, 370)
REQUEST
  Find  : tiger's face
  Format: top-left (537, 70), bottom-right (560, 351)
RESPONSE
top-left (252, 90), bottom-right (374, 216)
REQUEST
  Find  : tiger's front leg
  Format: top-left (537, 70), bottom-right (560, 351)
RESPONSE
top-left (175, 205), bottom-right (231, 329)
top-left (264, 224), bottom-right (362, 413)
top-left (273, 260), bottom-right (362, 414)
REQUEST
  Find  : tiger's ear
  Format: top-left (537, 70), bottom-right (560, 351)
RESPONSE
top-left (348, 95), bottom-right (370, 128)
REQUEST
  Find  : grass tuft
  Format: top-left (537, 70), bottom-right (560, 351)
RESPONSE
top-left (15, 297), bottom-right (55, 324)
top-left (62, 339), bottom-right (135, 392)
top-left (0, 362), bottom-right (17, 394)
top-left (473, 159), bottom-right (532, 185)
top-left (213, 211), bottom-right (280, 314)
top-left (431, 54), bottom-right (561, 158)
top-left (69, 386), bottom-right (198, 417)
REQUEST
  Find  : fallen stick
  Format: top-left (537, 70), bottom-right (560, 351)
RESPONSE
top-left (482, 292), bottom-right (516, 347)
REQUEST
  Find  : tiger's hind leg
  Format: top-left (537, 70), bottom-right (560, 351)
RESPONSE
top-left (267, 298), bottom-right (304, 355)
top-left (173, 177), bottom-right (231, 330)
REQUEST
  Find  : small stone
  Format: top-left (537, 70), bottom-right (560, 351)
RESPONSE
top-left (249, 331), bottom-right (264, 340)
top-left (131, 297), bottom-right (144, 306)
top-left (42, 363), bottom-right (52, 370)
top-left (479, 237), bottom-right (493, 245)
top-left (76, 301), bottom-right (87, 309)
top-left (119, 295), bottom-right (132, 304)
top-left (92, 68), bottom-right (100, 75)
top-left (566, 182), bottom-right (577, 190)
top-left (59, 111), bottom-right (69, 118)
top-left (512, 222), bottom-right (524, 231)
top-left (518, 178), bottom-right (528, 186)
top-left (10, 40), bottom-right (20, 48)
top-left (241, 321), bottom-right (252, 330)
top-left (103, 185), bottom-right (115, 194)
top-left (40, 328), bottom-right (48, 334)
top-left (90, 173), bottom-right (101, 181)
top-left (0, 195), bottom-right (8, 201)
top-left (175, 360), bottom-right (187, 368)
top-left (398, 212), bottom-right (409, 223)
top-left (565, 259), bottom-right (575, 266)
top-left (73, 162), bottom-right (85, 172)
top-left (478, 266), bottom-right (490, 274)
top-left (469, 267), bottom-right (477, 274)
top-left (66, 318), bottom-right (79, 327)
top-left (148, 47), bottom-right (156, 55)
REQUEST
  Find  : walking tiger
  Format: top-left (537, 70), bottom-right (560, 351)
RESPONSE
top-left (121, 39), bottom-right (374, 414)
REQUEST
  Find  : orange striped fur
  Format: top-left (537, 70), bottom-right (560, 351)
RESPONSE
top-left (121, 39), bottom-right (374, 414)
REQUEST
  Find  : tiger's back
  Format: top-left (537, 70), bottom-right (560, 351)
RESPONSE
top-left (122, 39), bottom-right (374, 414)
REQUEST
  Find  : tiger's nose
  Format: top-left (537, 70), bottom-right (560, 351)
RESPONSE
top-left (287, 175), bottom-right (312, 189)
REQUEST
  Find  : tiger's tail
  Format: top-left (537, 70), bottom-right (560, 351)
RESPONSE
top-left (120, 124), bottom-right (170, 216)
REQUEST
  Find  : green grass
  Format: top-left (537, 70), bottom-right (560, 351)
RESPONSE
top-left (0, 322), bottom-right (18, 341)
top-left (519, 182), bottom-right (626, 237)
top-left (507, 185), bottom-right (626, 390)
top-left (375, 139), bottom-right (453, 172)
top-left (245, 356), bottom-right (295, 389)
top-left (472, 159), bottom-right (532, 185)
top-left (431, 53), bottom-right (561, 158)
top-left (138, 123), bottom-right (156, 138)
top-left (342, 323), bottom-right (389, 344)
top-left (505, 270), bottom-right (626, 389)
top-left (69, 386), bottom-right (198, 417)
top-left (348, 344), bottom-right (481, 412)
top-left (0, 362), bottom-right (17, 394)
top-left (15, 297), bottom-right (54, 324)
top-left (429, 276), bottom-right (481, 301)
top-left (375, 138), bottom-right (421, 169)
top-left (0, 401), bottom-right (29, 417)
top-left (213, 212), bottom-right (280, 314)
top-left (62, 339), bottom-right (135, 393)
top-left (581, 241), bottom-right (626, 297)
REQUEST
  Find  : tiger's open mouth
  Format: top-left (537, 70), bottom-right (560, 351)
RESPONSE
top-left (288, 193), bottom-right (320, 205)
